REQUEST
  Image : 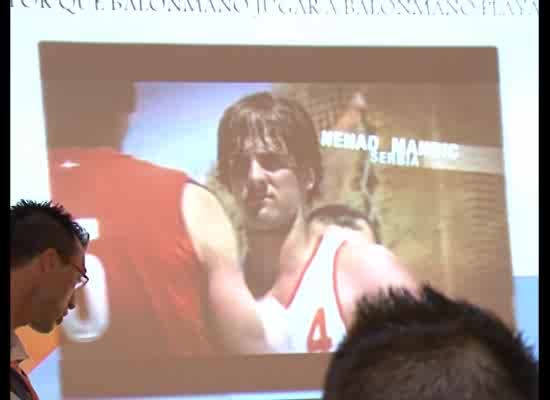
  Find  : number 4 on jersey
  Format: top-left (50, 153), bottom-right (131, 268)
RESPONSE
top-left (307, 308), bottom-right (333, 353)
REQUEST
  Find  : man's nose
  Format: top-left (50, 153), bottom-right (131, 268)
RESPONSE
top-left (248, 158), bottom-right (267, 182)
top-left (67, 293), bottom-right (76, 310)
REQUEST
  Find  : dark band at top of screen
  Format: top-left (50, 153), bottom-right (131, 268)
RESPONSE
top-left (39, 42), bottom-right (498, 83)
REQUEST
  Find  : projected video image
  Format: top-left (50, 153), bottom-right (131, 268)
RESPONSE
top-left (33, 43), bottom-right (515, 398)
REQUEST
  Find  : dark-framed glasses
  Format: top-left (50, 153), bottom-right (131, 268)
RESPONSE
top-left (67, 261), bottom-right (89, 289)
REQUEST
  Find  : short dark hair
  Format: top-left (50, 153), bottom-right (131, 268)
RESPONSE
top-left (43, 79), bottom-right (136, 148)
top-left (307, 204), bottom-right (382, 244)
top-left (323, 286), bottom-right (538, 400)
top-left (10, 200), bottom-right (89, 269)
top-left (217, 92), bottom-right (322, 202)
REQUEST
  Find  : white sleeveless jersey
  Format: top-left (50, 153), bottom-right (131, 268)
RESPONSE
top-left (259, 226), bottom-right (350, 354)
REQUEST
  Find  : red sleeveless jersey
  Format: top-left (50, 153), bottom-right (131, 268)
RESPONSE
top-left (48, 148), bottom-right (213, 360)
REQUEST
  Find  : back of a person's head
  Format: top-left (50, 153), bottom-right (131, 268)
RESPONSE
top-left (307, 203), bottom-right (382, 244)
top-left (323, 286), bottom-right (538, 400)
top-left (10, 200), bottom-right (89, 269)
top-left (43, 79), bottom-right (136, 148)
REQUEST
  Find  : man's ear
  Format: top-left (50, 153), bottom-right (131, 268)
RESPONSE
top-left (38, 248), bottom-right (59, 273)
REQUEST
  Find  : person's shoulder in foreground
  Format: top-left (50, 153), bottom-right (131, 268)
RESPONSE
top-left (323, 285), bottom-right (538, 400)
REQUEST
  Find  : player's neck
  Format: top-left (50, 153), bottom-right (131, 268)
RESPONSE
top-left (246, 215), bottom-right (317, 278)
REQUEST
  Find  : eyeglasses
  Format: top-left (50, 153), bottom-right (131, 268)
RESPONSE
top-left (67, 261), bottom-right (89, 290)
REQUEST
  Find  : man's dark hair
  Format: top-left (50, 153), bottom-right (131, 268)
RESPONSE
top-left (43, 79), bottom-right (136, 148)
top-left (307, 204), bottom-right (382, 244)
top-left (217, 91), bottom-right (322, 202)
top-left (323, 286), bottom-right (538, 400)
top-left (11, 200), bottom-right (89, 269)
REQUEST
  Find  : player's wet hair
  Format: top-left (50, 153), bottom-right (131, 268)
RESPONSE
top-left (217, 91), bottom-right (322, 203)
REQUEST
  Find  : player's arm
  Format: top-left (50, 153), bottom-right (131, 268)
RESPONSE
top-left (182, 183), bottom-right (271, 354)
top-left (337, 232), bottom-right (419, 327)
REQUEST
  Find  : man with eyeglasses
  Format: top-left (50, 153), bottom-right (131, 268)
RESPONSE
top-left (10, 200), bottom-right (90, 400)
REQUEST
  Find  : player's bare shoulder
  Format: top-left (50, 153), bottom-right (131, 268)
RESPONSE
top-left (181, 182), bottom-right (220, 215)
top-left (180, 182), bottom-right (238, 267)
top-left (335, 228), bottom-right (418, 296)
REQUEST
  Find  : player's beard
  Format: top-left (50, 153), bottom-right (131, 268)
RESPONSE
top-left (243, 207), bottom-right (295, 236)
